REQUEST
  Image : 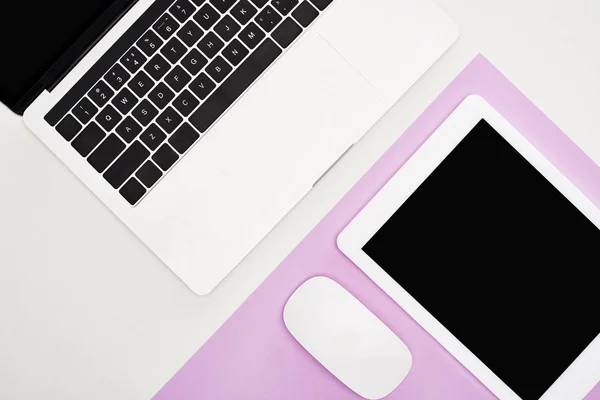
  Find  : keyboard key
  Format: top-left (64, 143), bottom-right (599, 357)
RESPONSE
top-left (173, 90), bottom-right (200, 116)
top-left (153, 14), bottom-right (180, 40)
top-left (72, 122), bottom-right (106, 157)
top-left (255, 6), bottom-right (281, 32)
top-left (223, 39), bottom-right (249, 66)
top-left (161, 37), bottom-right (187, 64)
top-left (145, 54), bottom-right (171, 81)
top-left (206, 56), bottom-right (232, 82)
top-left (191, 0), bottom-right (206, 5)
top-left (238, 22), bottom-right (265, 49)
top-left (214, 15), bottom-right (241, 42)
top-left (231, 0), bottom-right (257, 25)
top-left (198, 32), bottom-right (224, 59)
top-left (209, 0), bottom-right (236, 13)
top-left (292, 1), bottom-right (318, 27)
top-left (250, 0), bottom-right (268, 7)
top-left (140, 124), bottom-right (167, 150)
top-left (56, 114), bottom-right (82, 141)
top-left (136, 161), bottom-right (163, 188)
top-left (88, 80), bottom-right (115, 107)
top-left (153, 144), bottom-right (179, 171)
top-left (194, 4), bottom-right (220, 30)
top-left (104, 64), bottom-right (131, 91)
top-left (148, 83), bottom-right (175, 109)
top-left (104, 141), bottom-right (150, 188)
top-left (165, 66), bottom-right (192, 92)
top-left (272, 17), bottom-right (302, 48)
top-left (189, 73), bottom-right (216, 100)
top-left (128, 71), bottom-right (155, 97)
top-left (96, 105), bottom-right (122, 131)
top-left (181, 49), bottom-right (208, 75)
top-left (120, 47), bottom-right (147, 73)
top-left (87, 134), bottom-right (126, 173)
top-left (169, 0), bottom-right (197, 22)
top-left (177, 20), bottom-right (204, 47)
top-left (112, 88), bottom-right (139, 115)
top-left (137, 30), bottom-right (164, 56)
top-left (309, 0), bottom-right (331, 11)
top-left (120, 178), bottom-right (146, 205)
top-left (116, 116), bottom-right (143, 143)
top-left (72, 98), bottom-right (98, 124)
top-left (132, 99), bottom-right (159, 126)
top-left (190, 38), bottom-right (281, 132)
top-left (272, 0), bottom-right (298, 15)
top-left (156, 107), bottom-right (184, 133)
top-left (169, 123), bottom-right (200, 154)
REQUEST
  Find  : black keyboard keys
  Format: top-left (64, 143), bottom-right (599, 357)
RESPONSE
top-left (169, 123), bottom-right (200, 154)
top-left (112, 88), bottom-right (139, 114)
top-left (198, 32), bottom-right (224, 59)
top-left (104, 64), bottom-right (131, 91)
top-left (309, 0), bottom-right (332, 11)
top-left (189, 73), bottom-right (216, 100)
top-left (190, 38), bottom-right (281, 132)
top-left (250, 0), bottom-right (268, 7)
top-left (88, 81), bottom-right (115, 107)
top-left (88, 134), bottom-right (126, 173)
top-left (137, 30), bottom-right (164, 56)
top-left (140, 124), bottom-right (167, 150)
top-left (136, 161), bottom-right (163, 188)
top-left (96, 105), bottom-right (122, 131)
top-left (154, 14), bottom-right (180, 39)
top-left (272, 0), bottom-right (298, 15)
top-left (177, 21), bottom-right (204, 47)
top-left (161, 37), bottom-right (188, 64)
top-left (116, 117), bottom-right (143, 143)
top-left (194, 4), bottom-right (220, 30)
top-left (145, 54), bottom-right (171, 81)
top-left (239, 22), bottom-right (266, 49)
top-left (272, 18), bottom-right (302, 48)
top-left (120, 47), bottom-right (147, 73)
top-left (207, 56), bottom-right (232, 82)
top-left (153, 144), bottom-right (179, 171)
top-left (72, 122), bottom-right (106, 157)
top-left (292, 1), bottom-right (318, 27)
top-left (73, 98), bottom-right (98, 124)
top-left (173, 90), bottom-right (200, 116)
top-left (104, 141), bottom-right (150, 188)
top-left (129, 71), bottom-right (155, 97)
top-left (181, 49), bottom-right (208, 75)
top-left (165, 66), bottom-right (192, 92)
top-left (169, 0), bottom-right (197, 22)
top-left (148, 83), bottom-right (176, 109)
top-left (223, 39), bottom-right (249, 66)
top-left (210, 0), bottom-right (236, 13)
top-left (120, 178), bottom-right (146, 205)
top-left (157, 107), bottom-right (183, 133)
top-left (231, 0), bottom-right (257, 25)
top-left (215, 15), bottom-right (241, 42)
top-left (255, 6), bottom-right (281, 32)
top-left (56, 114), bottom-right (82, 141)
top-left (132, 99), bottom-right (159, 126)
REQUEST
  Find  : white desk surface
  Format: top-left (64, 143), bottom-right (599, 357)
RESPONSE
top-left (1, 1), bottom-right (599, 399)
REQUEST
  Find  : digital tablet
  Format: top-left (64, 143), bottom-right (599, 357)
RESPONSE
top-left (337, 95), bottom-right (600, 400)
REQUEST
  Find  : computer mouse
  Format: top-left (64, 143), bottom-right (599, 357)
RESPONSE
top-left (283, 277), bottom-right (412, 400)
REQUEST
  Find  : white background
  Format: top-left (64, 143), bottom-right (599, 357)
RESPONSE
top-left (1, 1), bottom-right (599, 399)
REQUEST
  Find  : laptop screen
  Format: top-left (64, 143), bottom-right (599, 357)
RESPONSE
top-left (0, 0), bottom-right (122, 110)
top-left (363, 119), bottom-right (600, 399)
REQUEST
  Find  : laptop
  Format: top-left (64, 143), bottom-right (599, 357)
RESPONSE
top-left (1, 0), bottom-right (458, 295)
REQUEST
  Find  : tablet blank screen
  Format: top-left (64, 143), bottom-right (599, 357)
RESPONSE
top-left (363, 119), bottom-right (600, 400)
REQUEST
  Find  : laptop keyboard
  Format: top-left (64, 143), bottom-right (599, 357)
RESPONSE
top-left (45, 0), bottom-right (333, 205)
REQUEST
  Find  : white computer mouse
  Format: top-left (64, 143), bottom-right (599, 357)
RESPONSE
top-left (283, 277), bottom-right (412, 400)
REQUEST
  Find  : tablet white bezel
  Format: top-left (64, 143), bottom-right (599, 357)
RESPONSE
top-left (337, 95), bottom-right (600, 400)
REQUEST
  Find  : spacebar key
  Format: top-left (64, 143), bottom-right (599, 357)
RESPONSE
top-left (189, 39), bottom-right (282, 133)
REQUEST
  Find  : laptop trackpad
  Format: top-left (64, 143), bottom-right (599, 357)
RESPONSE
top-left (145, 33), bottom-right (386, 293)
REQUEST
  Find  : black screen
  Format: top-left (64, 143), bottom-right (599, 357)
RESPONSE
top-left (0, 0), bottom-right (118, 109)
top-left (363, 120), bottom-right (600, 399)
